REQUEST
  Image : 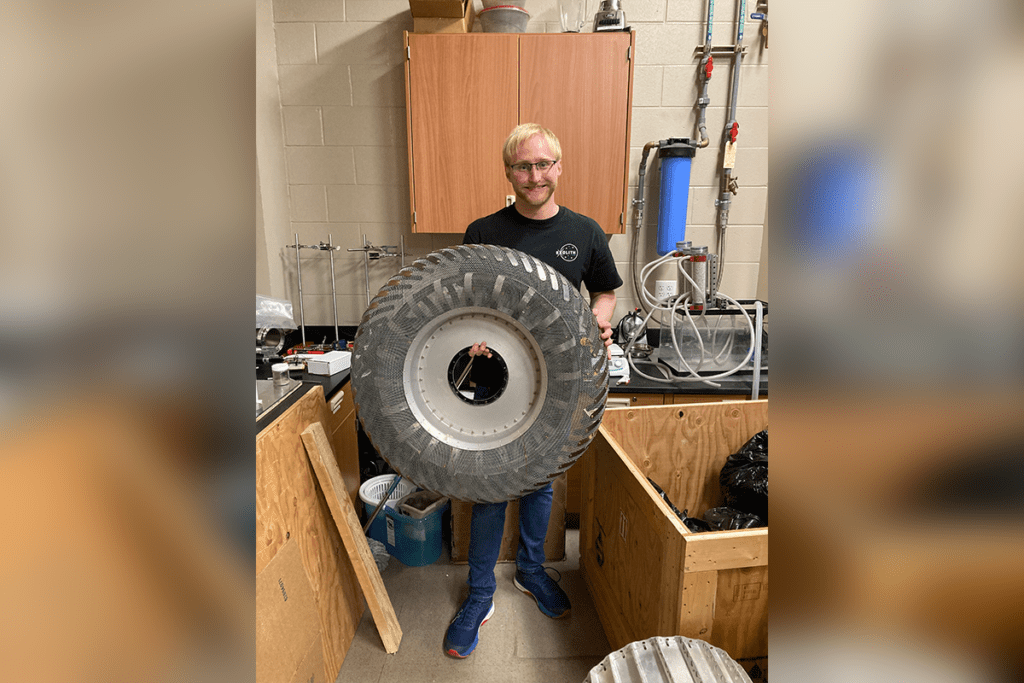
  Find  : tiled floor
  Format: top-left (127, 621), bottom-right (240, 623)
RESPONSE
top-left (335, 528), bottom-right (611, 683)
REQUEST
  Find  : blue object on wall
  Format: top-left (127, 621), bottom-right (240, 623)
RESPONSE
top-left (656, 141), bottom-right (696, 256)
top-left (791, 140), bottom-right (877, 263)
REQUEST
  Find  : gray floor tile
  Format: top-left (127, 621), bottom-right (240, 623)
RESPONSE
top-left (335, 530), bottom-right (611, 683)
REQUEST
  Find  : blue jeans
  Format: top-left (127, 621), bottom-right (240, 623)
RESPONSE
top-left (467, 483), bottom-right (553, 601)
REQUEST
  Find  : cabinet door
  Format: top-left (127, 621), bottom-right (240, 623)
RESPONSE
top-left (326, 388), bottom-right (361, 509)
top-left (405, 33), bottom-right (519, 234)
top-left (520, 33), bottom-right (634, 235)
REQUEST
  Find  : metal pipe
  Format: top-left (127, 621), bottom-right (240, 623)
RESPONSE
top-left (750, 300), bottom-right (763, 400)
top-left (706, 0), bottom-right (714, 45)
top-left (728, 21), bottom-right (744, 124)
top-left (361, 476), bottom-right (403, 534)
top-left (716, 0), bottom-right (746, 291)
top-left (294, 233), bottom-right (306, 345)
top-left (696, 0), bottom-right (715, 148)
top-left (327, 233), bottom-right (339, 343)
top-left (362, 234), bottom-right (371, 306)
top-left (694, 44), bottom-right (747, 54)
top-left (630, 141), bottom-right (661, 315)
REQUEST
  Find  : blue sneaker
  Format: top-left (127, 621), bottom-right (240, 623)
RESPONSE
top-left (513, 568), bottom-right (571, 618)
top-left (444, 597), bottom-right (495, 658)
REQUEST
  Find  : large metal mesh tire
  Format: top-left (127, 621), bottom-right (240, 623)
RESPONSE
top-left (351, 244), bottom-right (608, 503)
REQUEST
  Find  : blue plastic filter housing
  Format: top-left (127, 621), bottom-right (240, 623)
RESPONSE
top-left (656, 141), bottom-right (697, 256)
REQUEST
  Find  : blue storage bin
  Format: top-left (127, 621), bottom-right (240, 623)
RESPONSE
top-left (363, 499), bottom-right (448, 567)
top-left (359, 474), bottom-right (448, 567)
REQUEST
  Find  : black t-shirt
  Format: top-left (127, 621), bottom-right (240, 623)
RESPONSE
top-left (463, 205), bottom-right (623, 293)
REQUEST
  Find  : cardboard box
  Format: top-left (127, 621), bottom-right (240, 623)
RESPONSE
top-left (306, 350), bottom-right (351, 375)
top-left (581, 401), bottom-right (769, 662)
top-left (409, 0), bottom-right (466, 17)
top-left (257, 540), bottom-right (321, 683)
top-left (412, 0), bottom-right (474, 33)
top-left (450, 473), bottom-right (566, 563)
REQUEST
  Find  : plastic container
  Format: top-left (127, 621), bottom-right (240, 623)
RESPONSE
top-left (271, 362), bottom-right (290, 386)
top-left (359, 474), bottom-right (417, 514)
top-left (396, 490), bottom-right (449, 519)
top-left (478, 5), bottom-right (529, 32)
top-left (359, 475), bottom-right (448, 567)
top-left (656, 140), bottom-right (696, 256)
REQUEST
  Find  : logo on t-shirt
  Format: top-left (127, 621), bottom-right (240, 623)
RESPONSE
top-left (556, 244), bottom-right (579, 262)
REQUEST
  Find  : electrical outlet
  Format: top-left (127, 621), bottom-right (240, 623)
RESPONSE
top-left (655, 280), bottom-right (677, 301)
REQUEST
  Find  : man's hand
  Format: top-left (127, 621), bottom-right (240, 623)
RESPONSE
top-left (468, 341), bottom-right (492, 358)
top-left (589, 290), bottom-right (617, 359)
top-left (594, 317), bottom-right (613, 349)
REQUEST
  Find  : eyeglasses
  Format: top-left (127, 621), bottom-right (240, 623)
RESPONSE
top-left (508, 159), bottom-right (558, 174)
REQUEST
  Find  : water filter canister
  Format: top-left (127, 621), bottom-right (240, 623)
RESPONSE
top-left (656, 140), bottom-right (696, 256)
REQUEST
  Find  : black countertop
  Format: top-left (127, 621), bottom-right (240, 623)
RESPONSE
top-left (256, 359), bottom-right (764, 434)
top-left (256, 362), bottom-right (351, 433)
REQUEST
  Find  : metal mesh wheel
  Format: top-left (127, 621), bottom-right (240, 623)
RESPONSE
top-left (351, 244), bottom-right (608, 502)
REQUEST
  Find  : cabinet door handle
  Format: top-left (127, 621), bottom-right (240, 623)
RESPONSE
top-left (330, 391), bottom-right (345, 414)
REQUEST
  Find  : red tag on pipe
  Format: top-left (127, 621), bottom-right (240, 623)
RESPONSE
top-left (729, 121), bottom-right (739, 142)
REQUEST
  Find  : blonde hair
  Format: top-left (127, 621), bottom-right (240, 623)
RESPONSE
top-left (502, 123), bottom-right (562, 166)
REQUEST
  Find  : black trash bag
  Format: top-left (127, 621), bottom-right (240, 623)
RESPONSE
top-left (647, 477), bottom-right (684, 517)
top-left (679, 510), bottom-right (711, 533)
top-left (647, 478), bottom-right (711, 533)
top-left (704, 506), bottom-right (765, 531)
top-left (720, 430), bottom-right (768, 520)
top-left (739, 429), bottom-right (767, 455)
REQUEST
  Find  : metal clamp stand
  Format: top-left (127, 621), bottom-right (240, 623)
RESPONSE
top-left (286, 233), bottom-right (344, 345)
top-left (347, 234), bottom-right (405, 306)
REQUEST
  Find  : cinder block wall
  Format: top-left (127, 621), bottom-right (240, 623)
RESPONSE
top-left (258, 0), bottom-right (768, 326)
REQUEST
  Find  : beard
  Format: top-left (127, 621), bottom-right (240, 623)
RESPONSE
top-left (515, 180), bottom-right (556, 207)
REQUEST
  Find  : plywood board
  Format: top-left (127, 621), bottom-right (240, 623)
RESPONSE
top-left (256, 386), bottom-right (364, 677)
top-left (290, 633), bottom-right (326, 683)
top-left (711, 566), bottom-right (769, 660)
top-left (256, 540), bottom-right (321, 683)
top-left (602, 401), bottom-right (768, 520)
top-left (583, 400), bottom-right (769, 661)
top-left (580, 431), bottom-right (684, 649)
top-left (683, 528), bottom-right (768, 572)
top-left (678, 570), bottom-right (717, 640)
top-left (301, 422), bottom-right (403, 654)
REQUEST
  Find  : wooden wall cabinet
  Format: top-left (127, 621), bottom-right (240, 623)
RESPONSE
top-left (403, 31), bottom-right (635, 234)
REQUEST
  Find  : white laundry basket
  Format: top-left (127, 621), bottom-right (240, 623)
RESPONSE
top-left (359, 474), bottom-right (416, 512)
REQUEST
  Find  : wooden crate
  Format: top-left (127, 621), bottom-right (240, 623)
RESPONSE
top-left (256, 386), bottom-right (364, 682)
top-left (580, 400), bottom-right (768, 661)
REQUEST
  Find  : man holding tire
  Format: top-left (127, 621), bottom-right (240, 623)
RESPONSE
top-left (444, 123), bottom-right (622, 659)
